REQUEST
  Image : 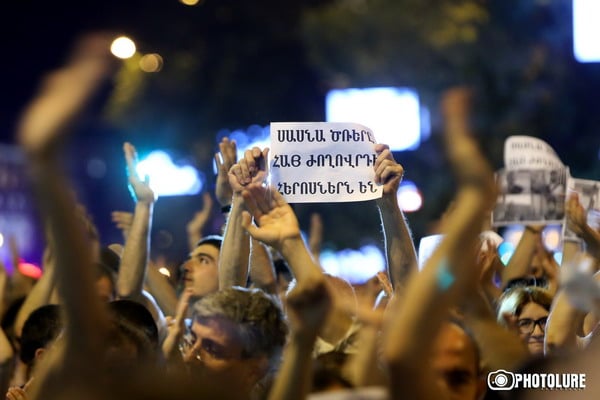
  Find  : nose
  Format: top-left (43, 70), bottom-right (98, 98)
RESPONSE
top-left (531, 322), bottom-right (545, 337)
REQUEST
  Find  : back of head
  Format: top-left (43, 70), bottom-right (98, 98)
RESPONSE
top-left (20, 304), bottom-right (63, 366)
top-left (104, 304), bottom-right (158, 369)
top-left (108, 300), bottom-right (159, 349)
top-left (193, 287), bottom-right (287, 368)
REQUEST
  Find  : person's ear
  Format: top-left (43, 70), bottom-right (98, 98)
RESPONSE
top-left (34, 347), bottom-right (46, 362)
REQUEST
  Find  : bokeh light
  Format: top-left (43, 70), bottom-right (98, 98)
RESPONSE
top-left (136, 150), bottom-right (203, 196)
top-left (320, 244), bottom-right (385, 283)
top-left (139, 53), bottom-right (163, 72)
top-left (397, 180), bottom-right (423, 212)
top-left (110, 36), bottom-right (137, 59)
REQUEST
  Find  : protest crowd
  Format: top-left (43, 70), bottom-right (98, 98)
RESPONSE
top-left (2, 34), bottom-right (600, 400)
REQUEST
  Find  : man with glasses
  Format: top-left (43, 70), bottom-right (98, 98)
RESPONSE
top-left (181, 287), bottom-right (287, 399)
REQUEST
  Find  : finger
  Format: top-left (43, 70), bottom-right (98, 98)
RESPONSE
top-left (244, 149), bottom-right (257, 175)
top-left (259, 147), bottom-right (270, 177)
top-left (220, 138), bottom-right (238, 167)
top-left (238, 159), bottom-right (251, 184)
top-left (374, 147), bottom-right (393, 170)
top-left (379, 165), bottom-right (403, 186)
top-left (123, 142), bottom-right (138, 175)
top-left (229, 164), bottom-right (245, 186)
top-left (374, 143), bottom-right (390, 153)
top-left (242, 189), bottom-right (263, 220)
top-left (270, 185), bottom-right (289, 209)
top-left (251, 146), bottom-right (262, 160)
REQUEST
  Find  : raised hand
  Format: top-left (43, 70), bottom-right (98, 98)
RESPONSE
top-left (566, 192), bottom-right (588, 237)
top-left (240, 184), bottom-right (301, 251)
top-left (111, 210), bottom-right (134, 239)
top-left (187, 193), bottom-right (213, 233)
top-left (374, 143), bottom-right (404, 196)
top-left (228, 147), bottom-right (269, 194)
top-left (124, 142), bottom-right (156, 204)
top-left (17, 34), bottom-right (116, 158)
top-left (441, 88), bottom-right (496, 199)
top-left (285, 277), bottom-right (331, 338)
top-left (214, 137), bottom-right (238, 206)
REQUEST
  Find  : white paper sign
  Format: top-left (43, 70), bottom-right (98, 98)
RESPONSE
top-left (504, 135), bottom-right (564, 170)
top-left (564, 177), bottom-right (600, 238)
top-left (493, 136), bottom-right (568, 227)
top-left (269, 122), bottom-right (383, 203)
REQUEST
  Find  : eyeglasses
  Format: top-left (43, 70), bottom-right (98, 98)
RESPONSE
top-left (179, 329), bottom-right (202, 362)
top-left (517, 316), bottom-right (548, 334)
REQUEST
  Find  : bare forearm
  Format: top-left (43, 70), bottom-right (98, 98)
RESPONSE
top-left (279, 236), bottom-right (323, 283)
top-left (118, 202), bottom-right (152, 299)
top-left (29, 160), bottom-right (107, 351)
top-left (145, 262), bottom-right (178, 317)
top-left (14, 267), bottom-right (55, 338)
top-left (219, 195), bottom-right (250, 289)
top-left (502, 227), bottom-right (540, 287)
top-left (377, 195), bottom-right (417, 291)
top-left (249, 239), bottom-right (277, 294)
top-left (268, 333), bottom-right (316, 400)
top-left (385, 188), bottom-right (486, 365)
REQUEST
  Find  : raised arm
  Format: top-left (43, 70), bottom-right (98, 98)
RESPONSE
top-left (218, 147), bottom-right (268, 289)
top-left (186, 193), bottom-right (213, 251)
top-left (16, 34), bottom-right (116, 367)
top-left (249, 238), bottom-right (278, 295)
top-left (567, 192), bottom-right (600, 260)
top-left (14, 246), bottom-right (56, 339)
top-left (374, 144), bottom-right (418, 292)
top-left (241, 184), bottom-right (324, 284)
top-left (116, 142), bottom-right (156, 300)
top-left (383, 88), bottom-right (496, 400)
top-left (267, 275), bottom-right (331, 400)
top-left (501, 225), bottom-right (543, 288)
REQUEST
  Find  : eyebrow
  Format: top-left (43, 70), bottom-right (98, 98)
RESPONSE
top-left (192, 252), bottom-right (216, 262)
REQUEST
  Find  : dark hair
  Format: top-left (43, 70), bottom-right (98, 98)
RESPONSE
top-left (196, 235), bottom-right (223, 250)
top-left (193, 287), bottom-right (287, 369)
top-left (104, 303), bottom-right (158, 369)
top-left (108, 300), bottom-right (159, 349)
top-left (100, 246), bottom-right (121, 274)
top-left (20, 305), bottom-right (63, 366)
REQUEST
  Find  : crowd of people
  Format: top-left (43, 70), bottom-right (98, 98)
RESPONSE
top-left (1, 34), bottom-right (600, 400)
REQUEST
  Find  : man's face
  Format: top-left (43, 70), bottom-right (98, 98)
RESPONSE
top-left (182, 244), bottom-right (220, 297)
top-left (431, 323), bottom-right (485, 400)
top-left (184, 317), bottom-right (263, 390)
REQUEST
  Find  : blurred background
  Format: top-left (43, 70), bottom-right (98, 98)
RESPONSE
top-left (1, 0), bottom-right (599, 281)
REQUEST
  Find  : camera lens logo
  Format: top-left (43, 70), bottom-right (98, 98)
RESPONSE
top-left (488, 370), bottom-right (515, 391)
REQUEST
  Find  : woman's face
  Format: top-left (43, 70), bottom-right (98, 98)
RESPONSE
top-left (517, 302), bottom-right (549, 355)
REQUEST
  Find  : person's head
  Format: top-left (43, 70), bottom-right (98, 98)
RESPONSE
top-left (184, 287), bottom-right (287, 393)
top-left (20, 305), bottom-right (63, 371)
top-left (103, 309), bottom-right (157, 371)
top-left (108, 300), bottom-right (159, 350)
top-left (181, 235), bottom-right (222, 297)
top-left (497, 286), bottom-right (553, 355)
top-left (95, 262), bottom-right (116, 303)
top-left (431, 320), bottom-right (485, 400)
